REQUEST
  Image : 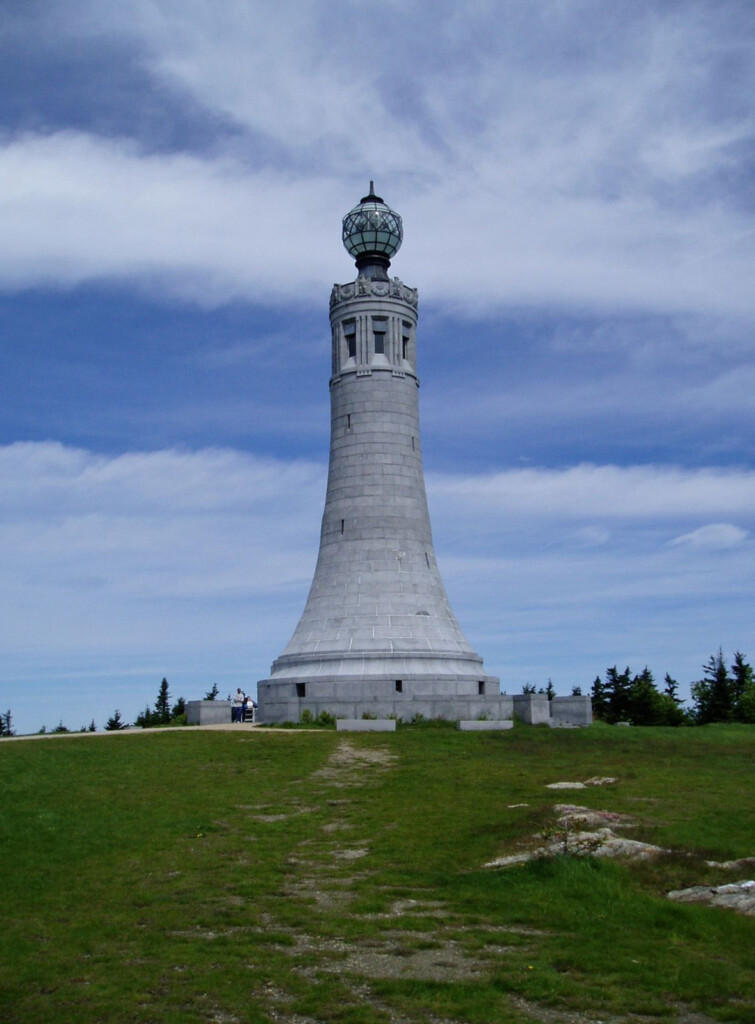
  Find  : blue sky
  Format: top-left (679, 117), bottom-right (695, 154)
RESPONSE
top-left (1, 0), bottom-right (754, 733)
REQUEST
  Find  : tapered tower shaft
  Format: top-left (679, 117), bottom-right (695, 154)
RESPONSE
top-left (258, 186), bottom-right (500, 722)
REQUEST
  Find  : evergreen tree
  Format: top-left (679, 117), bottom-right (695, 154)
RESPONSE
top-left (204, 683), bottom-right (219, 701)
top-left (691, 650), bottom-right (734, 723)
top-left (135, 704), bottom-right (158, 728)
top-left (545, 679), bottom-right (556, 701)
top-left (627, 667), bottom-right (661, 725)
top-left (625, 667), bottom-right (684, 726)
top-left (731, 651), bottom-right (755, 723)
top-left (590, 675), bottom-right (609, 720)
top-left (155, 678), bottom-right (171, 725)
top-left (605, 666), bottom-right (633, 723)
top-left (105, 709), bottom-right (127, 731)
top-left (571, 685), bottom-right (582, 696)
top-left (663, 673), bottom-right (682, 705)
top-left (171, 696), bottom-right (186, 718)
top-left (0, 709), bottom-right (14, 737)
top-left (656, 674), bottom-right (688, 726)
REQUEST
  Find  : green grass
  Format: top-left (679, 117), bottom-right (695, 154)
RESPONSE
top-left (0, 723), bottom-right (753, 1023)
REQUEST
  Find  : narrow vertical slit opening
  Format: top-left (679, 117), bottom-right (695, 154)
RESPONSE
top-left (296, 683), bottom-right (306, 698)
top-left (425, 552), bottom-right (430, 568)
top-left (478, 681), bottom-right (485, 696)
top-left (395, 680), bottom-right (403, 693)
top-left (340, 519), bottom-right (345, 535)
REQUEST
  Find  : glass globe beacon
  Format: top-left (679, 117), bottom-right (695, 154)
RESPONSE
top-left (342, 183), bottom-right (403, 264)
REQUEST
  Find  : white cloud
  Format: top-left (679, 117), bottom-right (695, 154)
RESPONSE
top-left (669, 522), bottom-right (749, 550)
top-left (0, 2), bottom-right (753, 322)
top-left (428, 464), bottom-right (755, 522)
top-left (0, 128), bottom-right (752, 322)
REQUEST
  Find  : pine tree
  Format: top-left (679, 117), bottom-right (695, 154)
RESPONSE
top-left (155, 678), bottom-right (171, 725)
top-left (731, 652), bottom-right (755, 723)
top-left (204, 683), bottom-right (219, 701)
top-left (171, 696), bottom-right (186, 719)
top-left (545, 679), bottom-right (556, 701)
top-left (590, 675), bottom-right (608, 720)
top-left (663, 673), bottom-right (682, 705)
top-left (135, 704), bottom-right (157, 728)
top-left (691, 649), bottom-right (734, 723)
top-left (105, 709), bottom-right (127, 731)
top-left (627, 667), bottom-right (660, 725)
top-left (604, 666), bottom-right (633, 723)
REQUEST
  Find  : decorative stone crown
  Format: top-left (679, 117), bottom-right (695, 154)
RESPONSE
top-left (330, 276), bottom-right (418, 309)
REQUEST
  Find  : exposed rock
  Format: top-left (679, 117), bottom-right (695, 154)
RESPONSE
top-left (554, 805), bottom-right (635, 829)
top-left (485, 827), bottom-right (664, 868)
top-left (546, 777), bottom-right (617, 790)
top-left (668, 880), bottom-right (755, 916)
top-left (704, 856), bottom-right (755, 869)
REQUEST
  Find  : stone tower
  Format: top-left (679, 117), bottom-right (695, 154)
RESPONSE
top-left (257, 184), bottom-right (506, 722)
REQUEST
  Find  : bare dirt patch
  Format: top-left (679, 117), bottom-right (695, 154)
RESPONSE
top-left (508, 994), bottom-right (719, 1024)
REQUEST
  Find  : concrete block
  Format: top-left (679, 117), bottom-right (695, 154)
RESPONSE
top-left (551, 696), bottom-right (593, 727)
top-left (512, 694), bottom-right (551, 725)
top-left (336, 719), bottom-right (396, 731)
top-left (186, 700), bottom-right (232, 725)
top-left (458, 720), bottom-right (514, 731)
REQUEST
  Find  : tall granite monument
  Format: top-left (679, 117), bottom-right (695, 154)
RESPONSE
top-left (257, 185), bottom-right (508, 723)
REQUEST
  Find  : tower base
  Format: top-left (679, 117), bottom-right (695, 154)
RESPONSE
top-left (257, 673), bottom-right (508, 724)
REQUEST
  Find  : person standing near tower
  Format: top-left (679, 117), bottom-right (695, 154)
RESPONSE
top-left (232, 687), bottom-right (245, 723)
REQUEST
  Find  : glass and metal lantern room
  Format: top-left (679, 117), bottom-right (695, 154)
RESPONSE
top-left (342, 182), bottom-right (403, 263)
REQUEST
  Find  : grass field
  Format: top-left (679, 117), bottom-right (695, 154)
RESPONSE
top-left (1, 722), bottom-right (753, 1024)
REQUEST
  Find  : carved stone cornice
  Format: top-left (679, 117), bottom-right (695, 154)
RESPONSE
top-left (330, 276), bottom-right (418, 309)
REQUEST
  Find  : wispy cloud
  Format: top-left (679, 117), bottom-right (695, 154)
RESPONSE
top-left (669, 522), bottom-right (749, 550)
top-left (428, 464), bottom-right (755, 522)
